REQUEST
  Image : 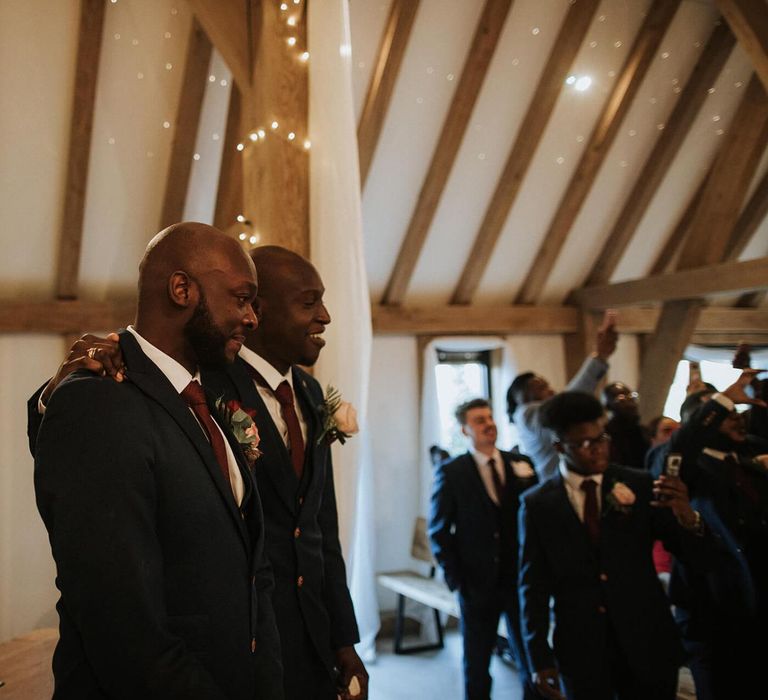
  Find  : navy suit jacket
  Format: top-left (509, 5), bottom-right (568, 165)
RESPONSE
top-left (518, 465), bottom-right (708, 684)
top-left (428, 450), bottom-right (537, 593)
top-left (33, 330), bottom-right (282, 699)
top-left (202, 357), bottom-right (359, 676)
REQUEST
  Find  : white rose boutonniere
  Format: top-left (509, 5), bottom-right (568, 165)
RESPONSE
top-left (606, 480), bottom-right (635, 514)
top-left (317, 385), bottom-right (359, 446)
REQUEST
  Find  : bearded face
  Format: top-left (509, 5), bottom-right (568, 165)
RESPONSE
top-left (183, 289), bottom-right (230, 369)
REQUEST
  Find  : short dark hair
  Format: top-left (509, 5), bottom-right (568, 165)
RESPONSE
top-left (541, 391), bottom-right (604, 438)
top-left (507, 372), bottom-right (535, 422)
top-left (680, 386), bottom-right (716, 423)
top-left (602, 381), bottom-right (624, 405)
top-left (455, 398), bottom-right (490, 425)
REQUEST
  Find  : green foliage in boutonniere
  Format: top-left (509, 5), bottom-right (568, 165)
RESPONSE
top-left (317, 385), bottom-right (359, 446)
top-left (215, 398), bottom-right (262, 465)
top-left (604, 480), bottom-right (636, 515)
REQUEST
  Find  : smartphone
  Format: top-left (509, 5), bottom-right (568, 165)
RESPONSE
top-left (665, 453), bottom-right (682, 478)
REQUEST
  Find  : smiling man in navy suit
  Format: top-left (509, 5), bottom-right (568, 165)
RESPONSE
top-left (429, 398), bottom-right (538, 700)
top-left (518, 391), bottom-right (709, 700)
top-left (34, 224), bottom-right (282, 699)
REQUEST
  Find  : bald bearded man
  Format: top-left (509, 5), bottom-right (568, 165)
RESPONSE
top-left (34, 224), bottom-right (282, 699)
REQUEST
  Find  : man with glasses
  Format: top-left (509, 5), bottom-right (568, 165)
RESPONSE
top-left (518, 391), bottom-right (709, 700)
top-left (602, 381), bottom-right (650, 469)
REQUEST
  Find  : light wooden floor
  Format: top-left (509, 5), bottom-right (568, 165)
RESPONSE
top-left (0, 627), bottom-right (695, 699)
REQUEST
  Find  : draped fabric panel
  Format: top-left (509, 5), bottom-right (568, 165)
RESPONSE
top-left (308, 0), bottom-right (379, 661)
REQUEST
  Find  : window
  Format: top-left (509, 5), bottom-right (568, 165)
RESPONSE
top-left (434, 350), bottom-right (492, 455)
top-left (663, 359), bottom-right (742, 420)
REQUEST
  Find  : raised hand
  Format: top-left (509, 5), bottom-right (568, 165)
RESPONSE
top-left (595, 309), bottom-right (618, 360)
top-left (723, 369), bottom-right (767, 408)
top-left (40, 332), bottom-right (124, 406)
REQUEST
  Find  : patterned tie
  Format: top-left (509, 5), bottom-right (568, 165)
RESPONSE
top-left (181, 380), bottom-right (231, 488)
top-left (581, 479), bottom-right (600, 546)
top-left (273, 381), bottom-right (305, 479)
top-left (488, 457), bottom-right (505, 506)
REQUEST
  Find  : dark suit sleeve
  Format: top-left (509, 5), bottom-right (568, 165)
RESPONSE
top-left (318, 447), bottom-right (360, 649)
top-left (518, 496), bottom-right (556, 673)
top-left (428, 461), bottom-right (461, 591)
top-left (34, 374), bottom-right (228, 699)
top-left (26, 381), bottom-right (49, 457)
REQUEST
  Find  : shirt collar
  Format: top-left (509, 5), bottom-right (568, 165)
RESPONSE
top-left (238, 345), bottom-right (294, 392)
top-left (469, 446), bottom-right (502, 469)
top-left (127, 326), bottom-right (197, 394)
top-left (559, 459), bottom-right (604, 490)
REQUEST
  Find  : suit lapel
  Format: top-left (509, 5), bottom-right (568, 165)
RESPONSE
top-left (292, 368), bottom-right (325, 495)
top-left (119, 331), bottom-right (250, 552)
top-left (226, 358), bottom-right (298, 513)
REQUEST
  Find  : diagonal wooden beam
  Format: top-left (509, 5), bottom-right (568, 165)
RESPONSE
top-left (585, 22), bottom-right (735, 286)
top-left (186, 0), bottom-right (251, 90)
top-left (677, 76), bottom-right (768, 268)
top-left (717, 0), bottom-right (768, 93)
top-left (638, 74), bottom-right (768, 420)
top-left (56, 0), bottom-right (107, 300)
top-left (575, 257), bottom-right (768, 308)
top-left (648, 166), bottom-right (711, 275)
top-left (450, 0), bottom-right (601, 305)
top-left (357, 0), bottom-right (420, 189)
top-left (381, 0), bottom-right (513, 305)
top-left (160, 19), bottom-right (212, 229)
top-left (515, 0), bottom-right (681, 304)
top-left (723, 161), bottom-right (768, 261)
top-left (214, 84), bottom-right (244, 231)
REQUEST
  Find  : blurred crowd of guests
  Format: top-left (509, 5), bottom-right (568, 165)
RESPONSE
top-left (429, 320), bottom-right (768, 700)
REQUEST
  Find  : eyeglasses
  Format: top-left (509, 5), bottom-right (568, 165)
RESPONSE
top-left (612, 392), bottom-right (639, 401)
top-left (562, 433), bottom-right (611, 451)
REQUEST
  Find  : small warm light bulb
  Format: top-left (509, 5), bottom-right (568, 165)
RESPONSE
top-left (565, 75), bottom-right (576, 85)
top-left (288, 132), bottom-right (295, 141)
top-left (574, 76), bottom-right (592, 91)
top-left (249, 235), bottom-right (258, 245)
top-left (236, 214), bottom-right (246, 223)
top-left (239, 233), bottom-right (247, 241)
top-left (162, 121), bottom-right (171, 129)
top-left (303, 140), bottom-right (311, 150)
top-left (299, 51), bottom-right (309, 62)
top-left (249, 132), bottom-right (258, 141)
top-left (257, 129), bottom-right (266, 138)
top-left (236, 143), bottom-right (245, 151)
top-left (280, 2), bottom-right (288, 9)
top-left (193, 153), bottom-right (200, 161)
top-left (271, 121), bottom-right (279, 130)
top-left (287, 16), bottom-right (297, 26)
top-left (287, 37), bottom-right (297, 47)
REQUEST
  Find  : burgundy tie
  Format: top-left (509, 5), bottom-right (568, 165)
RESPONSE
top-left (488, 458), bottom-right (505, 505)
top-left (182, 380), bottom-right (231, 487)
top-left (581, 479), bottom-right (600, 546)
top-left (273, 381), bottom-right (305, 479)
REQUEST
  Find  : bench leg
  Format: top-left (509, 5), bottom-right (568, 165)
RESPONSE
top-left (393, 595), bottom-right (446, 655)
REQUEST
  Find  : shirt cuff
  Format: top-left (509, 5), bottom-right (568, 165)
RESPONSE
top-left (712, 393), bottom-right (735, 412)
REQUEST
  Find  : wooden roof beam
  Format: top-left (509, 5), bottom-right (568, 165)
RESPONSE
top-left (185, 0), bottom-right (251, 89)
top-left (515, 0), bottom-right (681, 304)
top-left (357, 0), bottom-right (420, 189)
top-left (159, 19), bottom-right (212, 229)
top-left (369, 304), bottom-right (768, 335)
top-left (585, 22), bottom-right (735, 286)
top-left (717, 0), bottom-right (768, 93)
top-left (381, 0), bottom-right (513, 306)
top-left (450, 0), bottom-right (601, 305)
top-left (575, 256), bottom-right (768, 308)
top-left (56, 0), bottom-right (107, 300)
top-left (723, 162), bottom-right (768, 261)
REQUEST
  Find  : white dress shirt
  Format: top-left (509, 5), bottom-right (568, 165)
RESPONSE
top-left (470, 447), bottom-right (506, 506)
top-left (559, 460), bottom-right (604, 523)
top-left (238, 345), bottom-right (308, 449)
top-left (127, 326), bottom-right (245, 506)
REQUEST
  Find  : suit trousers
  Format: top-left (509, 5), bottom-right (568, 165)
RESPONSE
top-left (458, 587), bottom-right (536, 700)
top-left (561, 617), bottom-right (678, 700)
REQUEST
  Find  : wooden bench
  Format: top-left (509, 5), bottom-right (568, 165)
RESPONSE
top-left (377, 517), bottom-right (457, 654)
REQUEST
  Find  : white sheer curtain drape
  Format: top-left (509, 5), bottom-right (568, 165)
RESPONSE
top-left (308, 0), bottom-right (379, 661)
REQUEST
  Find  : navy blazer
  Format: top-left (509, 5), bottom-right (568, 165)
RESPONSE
top-left (202, 357), bottom-right (359, 675)
top-left (34, 330), bottom-right (282, 699)
top-left (518, 465), bottom-right (709, 684)
top-left (428, 450), bottom-right (537, 593)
